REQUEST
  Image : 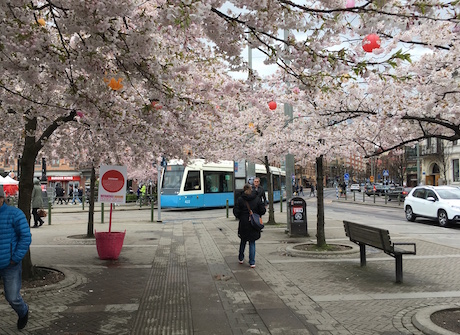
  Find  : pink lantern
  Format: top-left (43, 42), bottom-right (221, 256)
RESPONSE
top-left (346, 0), bottom-right (355, 8)
top-left (268, 101), bottom-right (277, 110)
top-left (362, 34), bottom-right (381, 52)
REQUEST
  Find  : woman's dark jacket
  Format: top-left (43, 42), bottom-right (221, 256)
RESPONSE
top-left (233, 191), bottom-right (266, 241)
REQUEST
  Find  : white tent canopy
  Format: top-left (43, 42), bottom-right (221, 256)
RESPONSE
top-left (0, 176), bottom-right (19, 185)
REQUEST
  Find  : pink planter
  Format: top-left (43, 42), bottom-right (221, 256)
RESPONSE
top-left (95, 231), bottom-right (126, 260)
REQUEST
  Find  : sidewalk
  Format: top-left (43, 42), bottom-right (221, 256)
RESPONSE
top-left (1, 200), bottom-right (459, 334)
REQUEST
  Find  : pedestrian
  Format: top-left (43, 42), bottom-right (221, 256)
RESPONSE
top-left (233, 184), bottom-right (266, 268)
top-left (252, 177), bottom-right (267, 206)
top-left (72, 185), bottom-right (81, 205)
top-left (68, 185), bottom-right (73, 204)
top-left (31, 179), bottom-right (44, 228)
top-left (78, 187), bottom-right (83, 203)
top-left (140, 184), bottom-right (147, 203)
top-left (0, 187), bottom-right (32, 330)
top-left (310, 183), bottom-right (315, 197)
top-left (299, 185), bottom-right (304, 196)
top-left (55, 183), bottom-right (65, 204)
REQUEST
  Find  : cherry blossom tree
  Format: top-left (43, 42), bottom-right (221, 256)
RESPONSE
top-left (0, 1), bottom-right (255, 277)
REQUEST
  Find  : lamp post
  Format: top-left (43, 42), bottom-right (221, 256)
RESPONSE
top-left (284, 29), bottom-right (295, 230)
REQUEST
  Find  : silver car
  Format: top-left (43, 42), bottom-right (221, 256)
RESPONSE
top-left (404, 186), bottom-right (460, 227)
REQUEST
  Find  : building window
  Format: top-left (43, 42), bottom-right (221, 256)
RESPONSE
top-left (453, 159), bottom-right (459, 182)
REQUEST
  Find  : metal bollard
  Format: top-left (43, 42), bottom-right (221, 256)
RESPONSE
top-left (101, 203), bottom-right (104, 223)
top-left (226, 200), bottom-right (229, 218)
top-left (48, 201), bottom-right (52, 225)
top-left (151, 201), bottom-right (154, 222)
top-left (280, 193), bottom-right (283, 212)
top-left (82, 195), bottom-right (85, 210)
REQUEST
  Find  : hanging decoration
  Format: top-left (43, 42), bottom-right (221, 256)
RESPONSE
top-left (107, 77), bottom-right (123, 90)
top-left (268, 101), bottom-right (277, 110)
top-left (346, 0), bottom-right (355, 8)
top-left (362, 34), bottom-right (381, 52)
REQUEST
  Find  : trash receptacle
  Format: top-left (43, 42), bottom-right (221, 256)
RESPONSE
top-left (288, 197), bottom-right (308, 237)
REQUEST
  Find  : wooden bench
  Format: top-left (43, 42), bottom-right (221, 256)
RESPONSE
top-left (343, 220), bottom-right (416, 283)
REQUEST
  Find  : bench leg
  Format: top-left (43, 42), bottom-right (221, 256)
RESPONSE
top-left (395, 254), bottom-right (403, 283)
top-left (359, 243), bottom-right (366, 266)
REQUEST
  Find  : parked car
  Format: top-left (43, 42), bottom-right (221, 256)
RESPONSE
top-left (349, 184), bottom-right (361, 192)
top-left (364, 184), bottom-right (390, 196)
top-left (388, 187), bottom-right (413, 201)
top-left (404, 186), bottom-right (460, 227)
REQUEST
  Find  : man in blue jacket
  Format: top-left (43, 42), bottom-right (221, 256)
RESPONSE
top-left (0, 187), bottom-right (32, 329)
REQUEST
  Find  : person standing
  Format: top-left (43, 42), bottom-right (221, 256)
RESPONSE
top-left (55, 183), bottom-right (65, 204)
top-left (72, 185), bottom-right (81, 205)
top-left (31, 179), bottom-right (44, 228)
top-left (310, 183), bottom-right (316, 197)
top-left (252, 177), bottom-right (267, 206)
top-left (233, 184), bottom-right (266, 268)
top-left (140, 184), bottom-right (147, 203)
top-left (0, 187), bottom-right (32, 329)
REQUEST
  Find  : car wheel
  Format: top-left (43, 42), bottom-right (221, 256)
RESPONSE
top-left (438, 210), bottom-right (450, 227)
top-left (405, 206), bottom-right (416, 222)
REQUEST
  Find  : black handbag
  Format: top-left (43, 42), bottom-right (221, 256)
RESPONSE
top-left (245, 201), bottom-right (264, 231)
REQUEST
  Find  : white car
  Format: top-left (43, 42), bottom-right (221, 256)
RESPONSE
top-left (404, 186), bottom-right (460, 227)
top-left (349, 184), bottom-right (361, 192)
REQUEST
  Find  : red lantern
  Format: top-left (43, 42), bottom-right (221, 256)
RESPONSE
top-left (268, 101), bottom-right (277, 110)
top-left (362, 34), bottom-right (381, 52)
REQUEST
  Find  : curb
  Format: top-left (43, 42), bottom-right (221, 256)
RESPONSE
top-left (286, 241), bottom-right (360, 257)
top-left (412, 304), bottom-right (460, 335)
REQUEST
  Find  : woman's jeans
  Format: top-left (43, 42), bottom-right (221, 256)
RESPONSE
top-left (0, 261), bottom-right (28, 318)
top-left (239, 239), bottom-right (256, 265)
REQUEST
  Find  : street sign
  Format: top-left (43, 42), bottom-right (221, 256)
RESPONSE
top-left (98, 165), bottom-right (127, 204)
top-left (344, 173), bottom-right (350, 180)
top-left (383, 170), bottom-right (389, 177)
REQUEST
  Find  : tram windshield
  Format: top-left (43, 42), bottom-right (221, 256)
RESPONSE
top-left (162, 165), bottom-right (184, 190)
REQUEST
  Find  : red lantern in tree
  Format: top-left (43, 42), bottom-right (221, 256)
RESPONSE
top-left (268, 101), bottom-right (277, 110)
top-left (362, 34), bottom-right (381, 52)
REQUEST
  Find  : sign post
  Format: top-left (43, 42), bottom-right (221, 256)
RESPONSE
top-left (96, 165), bottom-right (127, 260)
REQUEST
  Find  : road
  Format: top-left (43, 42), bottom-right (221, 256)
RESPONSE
top-left (317, 187), bottom-right (460, 249)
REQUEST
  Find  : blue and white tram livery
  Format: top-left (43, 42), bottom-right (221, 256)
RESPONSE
top-left (161, 160), bottom-right (285, 208)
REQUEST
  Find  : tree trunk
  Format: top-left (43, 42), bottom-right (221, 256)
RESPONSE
top-left (87, 165), bottom-right (96, 237)
top-left (18, 118), bottom-right (42, 279)
top-left (264, 156), bottom-right (275, 224)
top-left (316, 155), bottom-right (326, 247)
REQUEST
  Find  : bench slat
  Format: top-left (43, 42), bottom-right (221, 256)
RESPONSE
top-left (344, 220), bottom-right (393, 253)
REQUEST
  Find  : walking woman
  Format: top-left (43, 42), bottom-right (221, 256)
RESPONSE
top-left (31, 179), bottom-right (44, 228)
top-left (233, 184), bottom-right (266, 268)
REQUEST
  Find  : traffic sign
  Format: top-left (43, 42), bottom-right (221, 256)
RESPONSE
top-left (383, 170), bottom-right (389, 177)
top-left (344, 173), bottom-right (350, 180)
top-left (370, 176), bottom-right (374, 182)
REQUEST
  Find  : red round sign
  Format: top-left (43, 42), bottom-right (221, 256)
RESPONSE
top-left (101, 170), bottom-right (125, 193)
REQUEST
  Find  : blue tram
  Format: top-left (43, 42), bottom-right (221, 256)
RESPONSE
top-left (160, 160), bottom-right (285, 208)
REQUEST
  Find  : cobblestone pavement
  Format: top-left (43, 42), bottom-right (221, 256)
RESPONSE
top-left (1, 199), bottom-right (459, 334)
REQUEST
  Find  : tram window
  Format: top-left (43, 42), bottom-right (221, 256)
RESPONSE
top-left (184, 171), bottom-right (201, 191)
top-left (204, 171), bottom-right (233, 193)
top-left (162, 166), bottom-right (184, 189)
top-left (273, 175), bottom-right (280, 191)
